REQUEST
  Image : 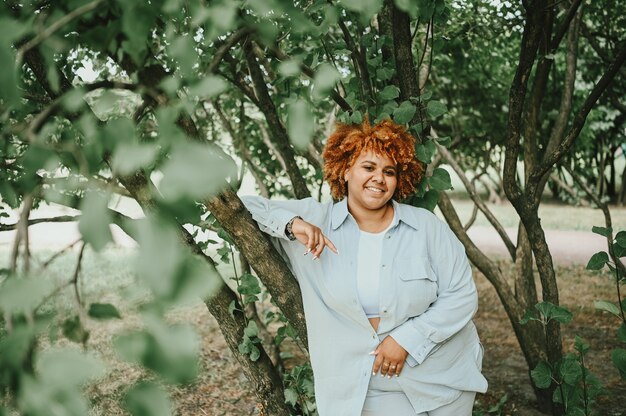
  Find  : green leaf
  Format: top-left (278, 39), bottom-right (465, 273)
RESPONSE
top-left (88, 303), bottom-right (122, 320)
top-left (112, 142), bottom-right (158, 175)
top-left (244, 320), bottom-right (259, 339)
top-left (531, 361), bottom-right (552, 389)
top-left (187, 75), bottom-right (228, 99)
top-left (614, 243), bottom-right (626, 258)
top-left (415, 140), bottom-right (437, 163)
top-left (586, 251), bottom-right (609, 270)
top-left (594, 300), bottom-right (621, 318)
top-left (617, 323), bottom-right (626, 343)
top-left (535, 302), bottom-right (573, 324)
top-left (393, 101), bottom-right (416, 125)
top-left (123, 382), bottom-right (172, 416)
top-left (159, 142), bottom-right (236, 200)
top-left (426, 100), bottom-right (447, 118)
top-left (37, 348), bottom-right (105, 389)
top-left (62, 316), bottom-right (90, 344)
top-left (520, 308), bottom-right (539, 325)
top-left (115, 319), bottom-right (199, 384)
top-left (615, 231), bottom-right (626, 248)
top-left (429, 168), bottom-right (452, 191)
top-left (338, 0), bottom-right (382, 22)
top-left (284, 387), bottom-right (299, 406)
top-left (559, 356), bottom-right (582, 385)
top-left (414, 189), bottom-right (439, 212)
top-left (376, 67), bottom-right (394, 81)
top-left (62, 88), bottom-right (86, 112)
top-left (611, 348), bottom-right (626, 379)
top-left (0, 276), bottom-right (52, 314)
top-left (79, 190), bottom-right (113, 251)
top-left (574, 336), bottom-right (590, 354)
top-left (0, 43), bottom-right (19, 106)
top-left (249, 344), bottom-right (261, 361)
top-left (312, 63), bottom-right (340, 99)
top-left (350, 110), bottom-right (364, 124)
top-left (238, 273), bottom-right (262, 297)
top-left (378, 85), bottom-right (400, 101)
top-left (120, 3), bottom-right (156, 64)
top-left (592, 225), bottom-right (612, 238)
top-left (278, 59), bottom-right (301, 77)
top-left (288, 100), bottom-right (315, 150)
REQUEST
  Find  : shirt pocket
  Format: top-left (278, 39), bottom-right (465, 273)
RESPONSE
top-left (393, 257), bottom-right (438, 319)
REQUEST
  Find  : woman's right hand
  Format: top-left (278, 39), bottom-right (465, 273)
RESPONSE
top-left (291, 218), bottom-right (338, 259)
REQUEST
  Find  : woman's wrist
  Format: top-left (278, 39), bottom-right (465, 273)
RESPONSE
top-left (285, 216), bottom-right (303, 241)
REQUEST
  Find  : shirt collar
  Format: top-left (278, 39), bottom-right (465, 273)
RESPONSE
top-left (331, 198), bottom-right (420, 231)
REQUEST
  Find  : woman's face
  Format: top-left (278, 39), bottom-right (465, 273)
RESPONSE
top-left (344, 150), bottom-right (397, 211)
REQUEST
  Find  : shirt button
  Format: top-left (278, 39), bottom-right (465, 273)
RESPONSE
top-left (381, 264), bottom-right (386, 268)
top-left (386, 235), bottom-right (391, 239)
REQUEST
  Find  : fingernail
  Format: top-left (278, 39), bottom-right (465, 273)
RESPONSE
top-left (312, 255), bottom-right (318, 260)
top-left (372, 372), bottom-right (376, 376)
top-left (395, 374), bottom-right (399, 378)
top-left (368, 350), bottom-right (376, 355)
top-left (304, 249), bottom-right (310, 255)
top-left (387, 375), bottom-right (391, 379)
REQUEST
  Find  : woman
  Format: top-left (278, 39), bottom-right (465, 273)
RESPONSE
top-left (241, 119), bottom-right (487, 416)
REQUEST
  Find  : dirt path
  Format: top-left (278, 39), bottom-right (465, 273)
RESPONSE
top-left (467, 226), bottom-right (607, 266)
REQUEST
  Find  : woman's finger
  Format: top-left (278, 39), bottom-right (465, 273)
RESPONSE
top-left (371, 353), bottom-right (384, 376)
top-left (393, 361), bottom-right (404, 377)
top-left (323, 236), bottom-right (338, 254)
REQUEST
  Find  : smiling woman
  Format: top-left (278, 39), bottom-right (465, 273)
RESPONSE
top-left (241, 118), bottom-right (487, 416)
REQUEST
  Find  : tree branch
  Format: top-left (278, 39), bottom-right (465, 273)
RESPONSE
top-left (241, 37), bottom-right (310, 199)
top-left (530, 41), bottom-right (626, 188)
top-left (436, 142), bottom-right (517, 261)
top-left (15, 0), bottom-right (105, 67)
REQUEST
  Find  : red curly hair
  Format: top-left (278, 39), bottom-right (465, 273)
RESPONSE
top-left (323, 118), bottom-right (424, 201)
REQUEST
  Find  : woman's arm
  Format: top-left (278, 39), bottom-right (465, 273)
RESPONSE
top-left (240, 195), bottom-right (336, 258)
top-left (389, 219), bottom-right (478, 366)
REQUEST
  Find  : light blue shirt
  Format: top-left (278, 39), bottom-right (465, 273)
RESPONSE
top-left (241, 196), bottom-right (488, 415)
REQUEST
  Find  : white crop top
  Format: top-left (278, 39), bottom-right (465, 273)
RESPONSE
top-left (356, 213), bottom-right (395, 318)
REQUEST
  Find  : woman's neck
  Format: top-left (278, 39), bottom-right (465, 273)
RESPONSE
top-left (348, 201), bottom-right (394, 233)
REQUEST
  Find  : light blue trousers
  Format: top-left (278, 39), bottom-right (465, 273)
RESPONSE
top-left (361, 375), bottom-right (476, 416)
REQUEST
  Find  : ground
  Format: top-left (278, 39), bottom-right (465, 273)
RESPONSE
top-left (1, 199), bottom-right (625, 415)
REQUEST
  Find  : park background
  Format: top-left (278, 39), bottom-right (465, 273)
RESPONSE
top-left (1, 0), bottom-right (625, 415)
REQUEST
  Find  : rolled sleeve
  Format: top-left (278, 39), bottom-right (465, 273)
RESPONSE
top-left (240, 195), bottom-right (326, 240)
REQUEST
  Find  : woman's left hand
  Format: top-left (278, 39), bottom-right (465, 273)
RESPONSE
top-left (371, 336), bottom-right (409, 377)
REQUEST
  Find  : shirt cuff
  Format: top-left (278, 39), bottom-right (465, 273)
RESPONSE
top-left (390, 319), bottom-right (437, 367)
top-left (259, 208), bottom-right (300, 240)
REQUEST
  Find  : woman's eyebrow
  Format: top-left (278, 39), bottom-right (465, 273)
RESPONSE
top-left (359, 160), bottom-right (396, 170)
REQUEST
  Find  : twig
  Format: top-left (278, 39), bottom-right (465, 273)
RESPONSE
top-left (72, 242), bottom-right (87, 310)
top-left (40, 238), bottom-right (83, 269)
top-left (15, 0), bottom-right (105, 68)
top-left (434, 139), bottom-right (517, 260)
top-left (0, 215), bottom-right (81, 232)
top-left (9, 194), bottom-right (35, 274)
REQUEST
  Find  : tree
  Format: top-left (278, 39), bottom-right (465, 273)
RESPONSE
top-left (1, 0), bottom-right (624, 415)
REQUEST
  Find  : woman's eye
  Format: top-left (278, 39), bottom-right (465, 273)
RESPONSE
top-left (363, 166), bottom-right (374, 171)
top-left (385, 170), bottom-right (396, 176)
